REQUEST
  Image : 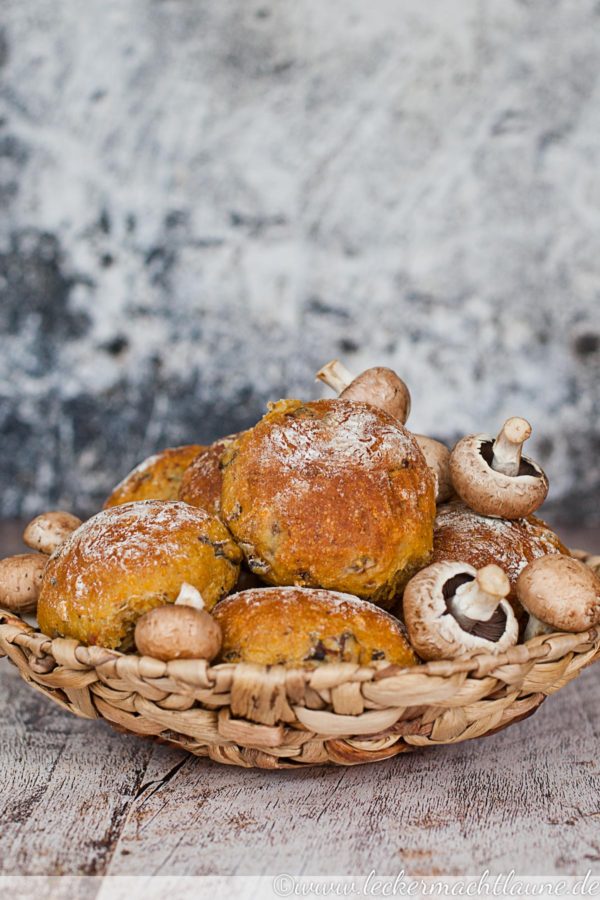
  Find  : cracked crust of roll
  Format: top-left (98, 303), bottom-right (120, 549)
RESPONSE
top-left (179, 434), bottom-right (241, 516)
top-left (103, 444), bottom-right (204, 508)
top-left (37, 500), bottom-right (242, 650)
top-left (213, 586), bottom-right (418, 667)
top-left (431, 501), bottom-right (569, 609)
top-left (220, 399), bottom-right (436, 606)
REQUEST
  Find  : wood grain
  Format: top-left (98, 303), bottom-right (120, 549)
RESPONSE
top-left (1, 523), bottom-right (599, 877)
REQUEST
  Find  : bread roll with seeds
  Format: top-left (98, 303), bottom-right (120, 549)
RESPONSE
top-left (220, 399), bottom-right (435, 606)
top-left (179, 433), bottom-right (242, 516)
top-left (103, 444), bottom-right (203, 508)
top-left (431, 501), bottom-right (568, 608)
top-left (37, 500), bottom-right (241, 649)
top-left (214, 586), bottom-right (418, 667)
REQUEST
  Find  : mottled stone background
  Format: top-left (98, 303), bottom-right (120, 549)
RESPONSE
top-left (1, 0), bottom-right (599, 524)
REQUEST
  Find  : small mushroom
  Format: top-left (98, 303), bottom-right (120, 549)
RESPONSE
top-left (403, 561), bottom-right (518, 661)
top-left (316, 359), bottom-right (452, 501)
top-left (517, 555), bottom-right (600, 641)
top-left (0, 553), bottom-right (47, 614)
top-left (450, 417), bottom-right (549, 519)
top-left (23, 511), bottom-right (83, 556)
top-left (316, 358), bottom-right (411, 425)
top-left (134, 582), bottom-right (222, 661)
top-left (413, 435), bottom-right (453, 503)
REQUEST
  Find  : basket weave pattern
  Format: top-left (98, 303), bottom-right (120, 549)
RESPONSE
top-left (1, 551), bottom-right (598, 769)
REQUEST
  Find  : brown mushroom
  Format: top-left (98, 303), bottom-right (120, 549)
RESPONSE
top-left (134, 582), bottom-right (222, 661)
top-left (412, 435), bottom-right (453, 503)
top-left (403, 561), bottom-right (518, 660)
top-left (23, 511), bottom-right (83, 556)
top-left (517, 555), bottom-right (600, 641)
top-left (0, 553), bottom-right (47, 614)
top-left (316, 358), bottom-right (411, 425)
top-left (450, 417), bottom-right (549, 519)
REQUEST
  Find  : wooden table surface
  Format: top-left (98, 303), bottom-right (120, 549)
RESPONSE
top-left (1, 520), bottom-right (600, 881)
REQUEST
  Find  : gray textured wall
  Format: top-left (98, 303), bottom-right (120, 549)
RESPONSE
top-left (1, 0), bottom-right (599, 523)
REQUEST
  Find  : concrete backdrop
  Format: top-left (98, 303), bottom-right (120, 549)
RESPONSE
top-left (1, 0), bottom-right (599, 523)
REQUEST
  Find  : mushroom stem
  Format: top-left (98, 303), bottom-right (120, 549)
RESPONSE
top-left (174, 582), bottom-right (205, 611)
top-left (491, 417), bottom-right (532, 477)
top-left (524, 614), bottom-right (553, 642)
top-left (449, 564), bottom-right (510, 627)
top-left (315, 359), bottom-right (354, 394)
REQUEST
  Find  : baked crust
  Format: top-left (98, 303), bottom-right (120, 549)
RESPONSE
top-left (179, 434), bottom-right (241, 515)
top-left (213, 586), bottom-right (418, 667)
top-left (220, 399), bottom-right (435, 606)
top-left (37, 500), bottom-right (242, 650)
top-left (103, 444), bottom-right (203, 508)
top-left (431, 501), bottom-right (568, 605)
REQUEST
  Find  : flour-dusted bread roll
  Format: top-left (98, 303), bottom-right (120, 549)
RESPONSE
top-left (213, 586), bottom-right (418, 667)
top-left (220, 399), bottom-right (436, 606)
top-left (179, 433), bottom-right (242, 516)
top-left (103, 444), bottom-right (203, 507)
top-left (37, 500), bottom-right (242, 649)
top-left (431, 501), bottom-right (568, 606)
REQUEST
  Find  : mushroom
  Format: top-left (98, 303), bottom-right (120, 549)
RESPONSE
top-left (0, 553), bottom-right (47, 614)
top-left (403, 561), bottom-right (518, 661)
top-left (450, 417), bottom-right (549, 519)
top-left (517, 555), bottom-right (600, 641)
top-left (316, 358), bottom-right (452, 501)
top-left (134, 582), bottom-right (222, 661)
top-left (412, 435), bottom-right (453, 503)
top-left (316, 358), bottom-right (411, 425)
top-left (23, 511), bottom-right (83, 556)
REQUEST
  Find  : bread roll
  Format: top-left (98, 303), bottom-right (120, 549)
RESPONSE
top-left (213, 586), bottom-right (418, 667)
top-left (103, 444), bottom-right (203, 508)
top-left (38, 500), bottom-right (241, 649)
top-left (220, 399), bottom-right (435, 606)
top-left (179, 434), bottom-right (240, 515)
top-left (431, 501), bottom-right (568, 605)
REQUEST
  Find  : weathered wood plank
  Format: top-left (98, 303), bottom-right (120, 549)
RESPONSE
top-left (0, 664), bottom-right (154, 876)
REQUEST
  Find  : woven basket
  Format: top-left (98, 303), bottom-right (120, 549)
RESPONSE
top-left (1, 550), bottom-right (598, 769)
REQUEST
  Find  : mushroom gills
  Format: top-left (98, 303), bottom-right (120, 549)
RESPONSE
top-left (479, 439), bottom-right (542, 479)
top-left (443, 572), bottom-right (508, 642)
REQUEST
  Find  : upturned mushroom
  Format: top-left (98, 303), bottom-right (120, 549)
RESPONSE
top-left (23, 511), bottom-right (83, 556)
top-left (316, 358), bottom-right (412, 425)
top-left (403, 561), bottom-right (518, 661)
top-left (0, 553), bottom-right (48, 614)
top-left (316, 359), bottom-right (452, 501)
top-left (517, 555), bottom-right (600, 641)
top-left (450, 417), bottom-right (548, 519)
top-left (134, 582), bottom-right (222, 662)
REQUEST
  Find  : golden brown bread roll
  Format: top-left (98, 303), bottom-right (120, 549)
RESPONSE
top-left (178, 434), bottom-right (240, 515)
top-left (220, 399), bottom-right (435, 606)
top-left (431, 501), bottom-right (569, 605)
top-left (37, 500), bottom-right (242, 649)
top-left (103, 444), bottom-right (203, 508)
top-left (213, 586), bottom-right (418, 667)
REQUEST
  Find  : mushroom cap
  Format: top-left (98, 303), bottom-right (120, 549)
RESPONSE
top-left (516, 555), bottom-right (600, 633)
top-left (450, 433), bottom-right (548, 519)
top-left (403, 560), bottom-right (518, 661)
top-left (339, 367), bottom-right (411, 425)
top-left (134, 605), bottom-right (222, 661)
top-left (414, 435), bottom-right (453, 503)
top-left (23, 511), bottom-right (83, 556)
top-left (0, 553), bottom-right (47, 614)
